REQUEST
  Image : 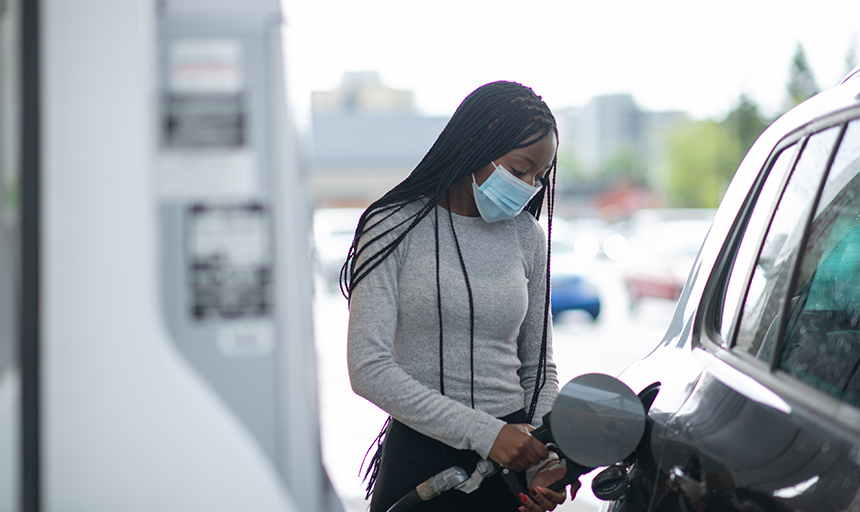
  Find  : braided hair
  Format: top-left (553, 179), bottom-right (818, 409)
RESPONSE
top-left (341, 80), bottom-right (557, 424)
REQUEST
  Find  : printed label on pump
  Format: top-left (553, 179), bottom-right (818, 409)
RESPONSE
top-left (186, 202), bottom-right (272, 321)
top-left (169, 39), bottom-right (243, 94)
top-left (217, 321), bottom-right (275, 357)
top-left (165, 38), bottom-right (246, 148)
top-left (158, 37), bottom-right (255, 199)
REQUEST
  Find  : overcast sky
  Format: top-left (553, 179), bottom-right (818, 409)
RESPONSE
top-left (282, 0), bottom-right (859, 128)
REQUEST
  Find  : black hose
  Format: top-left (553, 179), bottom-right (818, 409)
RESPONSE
top-left (386, 489), bottom-right (423, 512)
top-left (385, 466), bottom-right (469, 512)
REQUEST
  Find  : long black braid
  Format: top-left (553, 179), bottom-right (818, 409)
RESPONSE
top-left (345, 81), bottom-right (557, 449)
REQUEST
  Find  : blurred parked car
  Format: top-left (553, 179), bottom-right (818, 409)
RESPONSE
top-left (620, 211), bottom-right (715, 309)
top-left (550, 268), bottom-right (601, 321)
top-left (312, 207), bottom-right (363, 292)
top-left (549, 223), bottom-right (601, 321)
top-left (585, 67), bottom-right (860, 512)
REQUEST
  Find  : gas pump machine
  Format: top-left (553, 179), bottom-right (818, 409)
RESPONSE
top-left (0, 1), bottom-right (341, 510)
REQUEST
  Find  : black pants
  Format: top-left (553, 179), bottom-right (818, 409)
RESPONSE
top-left (369, 410), bottom-right (527, 512)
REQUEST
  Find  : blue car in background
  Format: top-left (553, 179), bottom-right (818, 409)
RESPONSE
top-left (550, 271), bottom-right (601, 320)
top-left (547, 217), bottom-right (602, 321)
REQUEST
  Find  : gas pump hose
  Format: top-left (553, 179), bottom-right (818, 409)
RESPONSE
top-left (385, 466), bottom-right (469, 512)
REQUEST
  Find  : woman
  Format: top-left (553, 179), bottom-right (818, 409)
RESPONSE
top-left (343, 81), bottom-right (573, 512)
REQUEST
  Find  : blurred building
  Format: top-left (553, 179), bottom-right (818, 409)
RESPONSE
top-left (312, 71), bottom-right (414, 114)
top-left (309, 79), bottom-right (687, 215)
top-left (309, 72), bottom-right (449, 207)
top-left (554, 94), bottom-right (687, 219)
top-left (556, 94), bottom-right (686, 177)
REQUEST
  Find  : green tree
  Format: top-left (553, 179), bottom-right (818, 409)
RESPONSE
top-left (786, 43), bottom-right (819, 109)
top-left (724, 94), bottom-right (769, 155)
top-left (666, 120), bottom-right (741, 208)
top-left (600, 146), bottom-right (647, 185)
top-left (555, 146), bottom-right (585, 184)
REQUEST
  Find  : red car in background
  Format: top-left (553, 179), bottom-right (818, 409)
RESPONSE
top-left (620, 210), bottom-right (715, 310)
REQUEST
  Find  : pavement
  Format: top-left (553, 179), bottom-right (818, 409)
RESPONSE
top-left (314, 258), bottom-right (676, 512)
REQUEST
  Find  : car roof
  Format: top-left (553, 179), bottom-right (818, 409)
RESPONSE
top-left (704, 71), bottom-right (860, 266)
top-left (840, 64), bottom-right (860, 84)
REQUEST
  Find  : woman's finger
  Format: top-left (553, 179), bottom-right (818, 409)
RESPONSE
top-left (569, 479), bottom-right (581, 500)
top-left (517, 492), bottom-right (559, 512)
top-left (531, 485), bottom-right (566, 508)
top-left (517, 494), bottom-right (546, 512)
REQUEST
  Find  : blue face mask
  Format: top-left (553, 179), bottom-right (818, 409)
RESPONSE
top-left (471, 162), bottom-right (543, 223)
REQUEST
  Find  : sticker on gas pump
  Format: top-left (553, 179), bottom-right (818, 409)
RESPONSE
top-left (169, 39), bottom-right (243, 94)
top-left (164, 93), bottom-right (245, 148)
top-left (163, 38), bottom-right (246, 149)
top-left (216, 321), bottom-right (275, 357)
top-left (186, 202), bottom-right (272, 321)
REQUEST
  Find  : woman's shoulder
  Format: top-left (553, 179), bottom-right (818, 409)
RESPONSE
top-left (512, 212), bottom-right (547, 246)
top-left (359, 199), bottom-right (428, 245)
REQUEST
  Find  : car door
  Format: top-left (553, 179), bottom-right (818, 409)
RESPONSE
top-left (653, 113), bottom-right (860, 512)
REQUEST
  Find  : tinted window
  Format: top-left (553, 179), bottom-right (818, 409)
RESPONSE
top-left (734, 127), bottom-right (840, 360)
top-left (718, 145), bottom-right (798, 344)
top-left (779, 120), bottom-right (860, 407)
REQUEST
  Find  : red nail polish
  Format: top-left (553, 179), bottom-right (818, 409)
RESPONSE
top-left (529, 487), bottom-right (538, 497)
top-left (519, 492), bottom-right (529, 504)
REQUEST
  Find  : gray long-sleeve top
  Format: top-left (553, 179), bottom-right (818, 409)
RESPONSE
top-left (347, 200), bottom-right (559, 459)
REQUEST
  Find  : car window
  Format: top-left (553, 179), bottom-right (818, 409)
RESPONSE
top-left (778, 120), bottom-right (860, 407)
top-left (717, 145), bottom-right (798, 345)
top-left (733, 126), bottom-right (841, 361)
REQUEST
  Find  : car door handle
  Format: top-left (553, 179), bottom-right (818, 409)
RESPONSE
top-left (669, 464), bottom-right (707, 509)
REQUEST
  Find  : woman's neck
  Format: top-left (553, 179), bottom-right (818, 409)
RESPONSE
top-left (437, 175), bottom-right (480, 217)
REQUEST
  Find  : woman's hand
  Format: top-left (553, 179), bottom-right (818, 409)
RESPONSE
top-left (488, 424), bottom-right (548, 472)
top-left (517, 459), bottom-right (580, 512)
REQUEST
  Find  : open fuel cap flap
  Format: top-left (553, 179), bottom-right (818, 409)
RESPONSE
top-left (550, 373), bottom-right (646, 467)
